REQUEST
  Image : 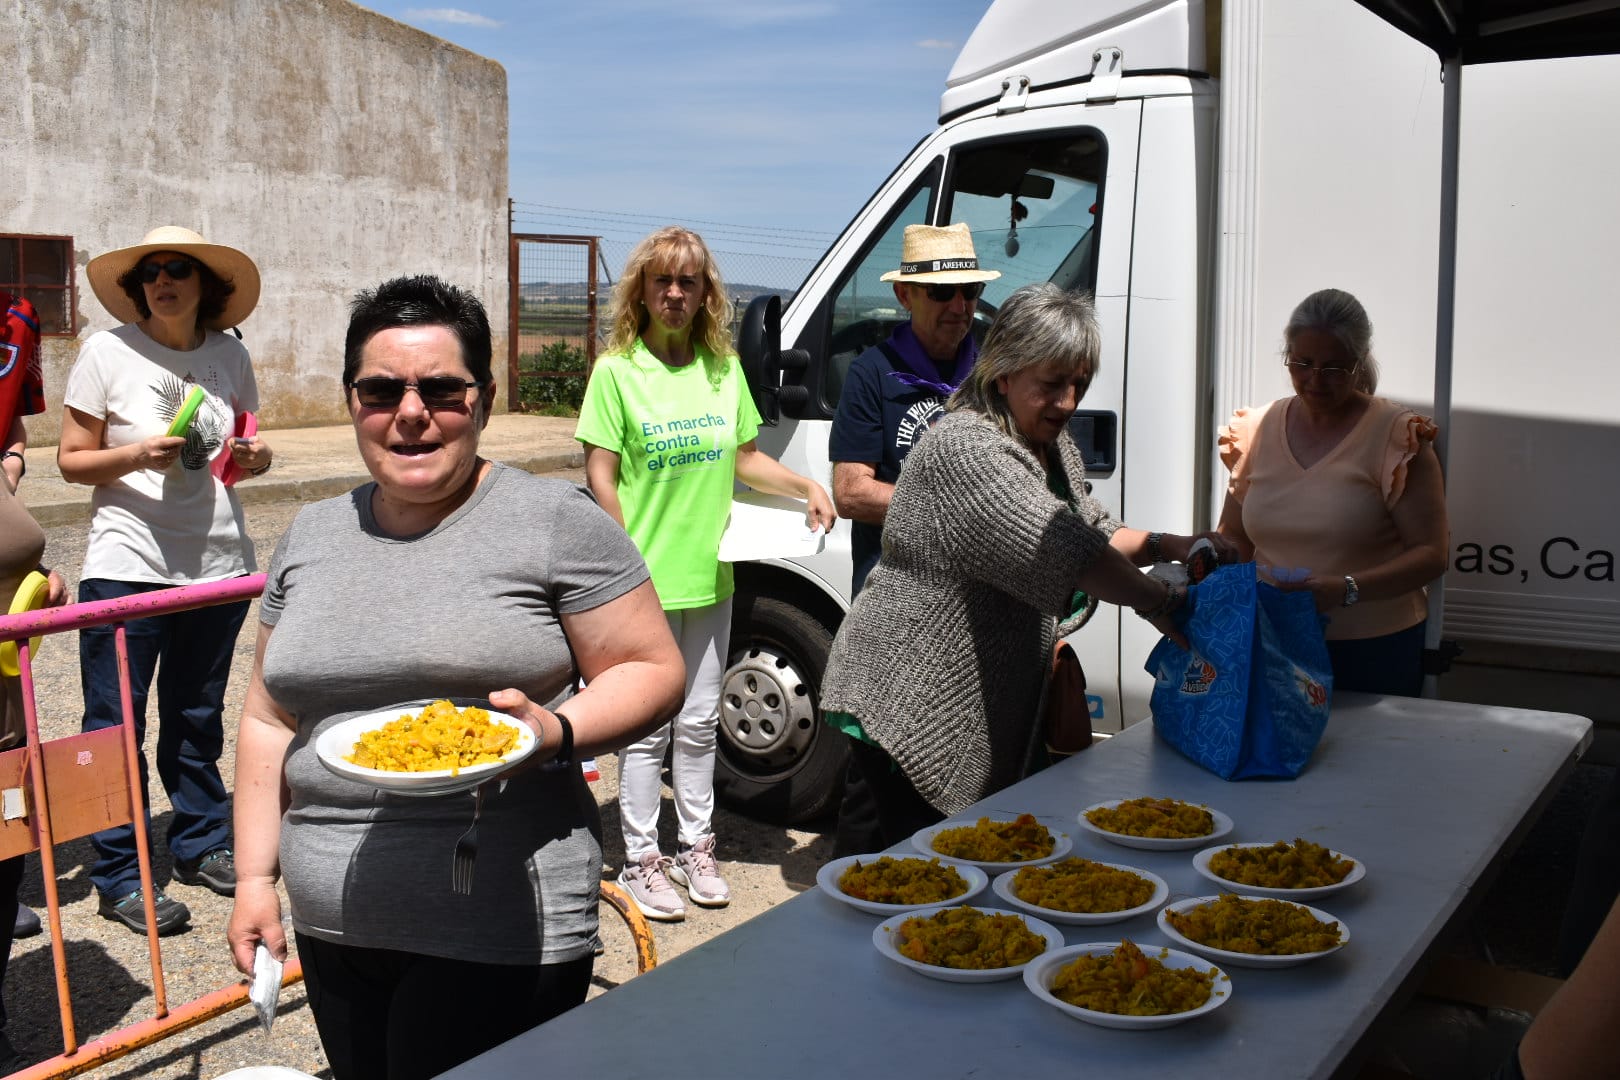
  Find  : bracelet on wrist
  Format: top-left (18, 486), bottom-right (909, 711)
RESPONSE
top-left (1, 450), bottom-right (23, 478)
top-left (550, 711), bottom-right (575, 765)
top-left (1146, 531), bottom-right (1165, 564)
top-left (1135, 579), bottom-right (1179, 621)
top-left (249, 460), bottom-right (272, 477)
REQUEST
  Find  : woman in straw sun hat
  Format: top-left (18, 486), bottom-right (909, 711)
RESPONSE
top-left (58, 225), bottom-right (272, 936)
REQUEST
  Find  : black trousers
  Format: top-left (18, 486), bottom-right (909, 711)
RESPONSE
top-left (0, 855), bottom-right (20, 1029)
top-left (834, 738), bottom-right (944, 852)
top-left (1558, 767), bottom-right (1620, 975)
top-left (296, 932), bottom-right (592, 1080)
top-left (830, 751), bottom-right (885, 858)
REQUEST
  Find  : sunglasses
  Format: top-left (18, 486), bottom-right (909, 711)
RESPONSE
top-left (349, 376), bottom-right (482, 409)
top-left (139, 258), bottom-right (198, 283)
top-left (920, 282), bottom-right (984, 303)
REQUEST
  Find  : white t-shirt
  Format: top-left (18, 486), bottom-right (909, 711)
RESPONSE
top-left (63, 324), bottom-right (258, 584)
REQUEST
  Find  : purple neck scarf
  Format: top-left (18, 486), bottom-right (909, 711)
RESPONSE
top-left (883, 323), bottom-right (977, 396)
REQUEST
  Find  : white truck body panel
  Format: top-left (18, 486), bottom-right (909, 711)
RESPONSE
top-left (942, 0), bottom-right (1209, 117)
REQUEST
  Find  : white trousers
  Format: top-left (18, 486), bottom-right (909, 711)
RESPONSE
top-left (619, 597), bottom-right (732, 860)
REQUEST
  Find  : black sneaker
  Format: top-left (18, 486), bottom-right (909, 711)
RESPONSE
top-left (13, 903), bottom-right (41, 939)
top-left (98, 889), bottom-right (191, 936)
top-left (174, 849), bottom-right (236, 896)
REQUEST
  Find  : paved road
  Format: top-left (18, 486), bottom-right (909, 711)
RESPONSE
top-left (11, 480), bottom-right (830, 1080)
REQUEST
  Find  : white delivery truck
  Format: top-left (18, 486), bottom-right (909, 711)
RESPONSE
top-left (714, 0), bottom-right (1620, 822)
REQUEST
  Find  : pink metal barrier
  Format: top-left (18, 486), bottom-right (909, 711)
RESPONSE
top-left (0, 574), bottom-right (301, 1080)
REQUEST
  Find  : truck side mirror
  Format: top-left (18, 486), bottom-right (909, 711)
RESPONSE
top-left (738, 294), bottom-right (811, 425)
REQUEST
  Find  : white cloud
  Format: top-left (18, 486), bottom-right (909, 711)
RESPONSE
top-left (915, 38), bottom-right (957, 50)
top-left (403, 8), bottom-right (502, 28)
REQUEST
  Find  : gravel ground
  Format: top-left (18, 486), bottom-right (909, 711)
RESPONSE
top-left (9, 484), bottom-right (831, 1079)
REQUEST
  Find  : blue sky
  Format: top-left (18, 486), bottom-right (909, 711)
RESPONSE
top-left (373, 1), bottom-right (991, 258)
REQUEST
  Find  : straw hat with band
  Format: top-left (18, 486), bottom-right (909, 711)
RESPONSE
top-left (87, 226), bottom-right (261, 330)
top-left (880, 222), bottom-right (1002, 285)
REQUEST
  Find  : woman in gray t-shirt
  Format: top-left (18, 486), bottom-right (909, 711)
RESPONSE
top-left (225, 276), bottom-right (684, 1080)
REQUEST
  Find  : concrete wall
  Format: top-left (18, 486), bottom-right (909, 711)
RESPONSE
top-left (1, 0), bottom-right (509, 442)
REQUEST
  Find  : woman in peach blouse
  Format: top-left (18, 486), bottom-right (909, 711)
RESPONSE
top-left (1217, 288), bottom-right (1448, 696)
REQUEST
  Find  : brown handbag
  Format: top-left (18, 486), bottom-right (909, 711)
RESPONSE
top-left (1042, 640), bottom-right (1093, 756)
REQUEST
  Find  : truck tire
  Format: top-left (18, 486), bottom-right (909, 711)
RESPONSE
top-left (715, 595), bottom-right (848, 825)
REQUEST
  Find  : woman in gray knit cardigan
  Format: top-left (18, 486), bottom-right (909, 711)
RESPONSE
top-left (820, 283), bottom-right (1233, 845)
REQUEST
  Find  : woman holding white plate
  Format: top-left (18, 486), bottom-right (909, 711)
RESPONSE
top-left (226, 276), bottom-right (684, 1080)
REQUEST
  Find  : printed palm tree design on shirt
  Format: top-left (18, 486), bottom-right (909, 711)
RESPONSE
top-left (152, 373), bottom-right (226, 471)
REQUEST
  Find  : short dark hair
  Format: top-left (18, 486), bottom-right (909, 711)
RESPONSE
top-left (343, 275), bottom-right (493, 386)
top-left (116, 256), bottom-right (237, 326)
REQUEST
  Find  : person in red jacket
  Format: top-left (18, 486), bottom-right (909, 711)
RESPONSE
top-left (0, 292), bottom-right (44, 495)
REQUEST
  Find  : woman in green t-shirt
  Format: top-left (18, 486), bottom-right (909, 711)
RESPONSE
top-left (576, 227), bottom-right (835, 922)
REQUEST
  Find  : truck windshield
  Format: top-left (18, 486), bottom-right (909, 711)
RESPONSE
top-left (941, 132), bottom-right (1103, 316)
top-left (819, 130), bottom-right (1103, 409)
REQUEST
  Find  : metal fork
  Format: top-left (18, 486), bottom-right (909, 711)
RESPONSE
top-left (451, 782), bottom-right (487, 895)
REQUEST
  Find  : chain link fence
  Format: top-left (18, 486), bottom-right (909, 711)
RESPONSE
top-left (507, 233), bottom-right (598, 414)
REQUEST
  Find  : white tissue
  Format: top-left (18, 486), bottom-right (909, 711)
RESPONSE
top-left (249, 943), bottom-right (284, 1033)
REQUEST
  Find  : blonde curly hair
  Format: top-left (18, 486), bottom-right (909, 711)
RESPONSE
top-left (605, 227), bottom-right (735, 377)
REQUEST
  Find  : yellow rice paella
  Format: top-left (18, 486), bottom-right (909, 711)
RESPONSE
top-left (346, 700), bottom-right (519, 774)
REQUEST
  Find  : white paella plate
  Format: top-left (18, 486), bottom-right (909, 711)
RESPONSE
top-left (315, 703), bottom-right (536, 797)
top-left (1075, 799), bottom-right (1234, 852)
top-left (815, 854), bottom-right (989, 917)
top-left (1156, 895), bottom-right (1349, 969)
top-left (1191, 841), bottom-right (1366, 901)
top-left (910, 816), bottom-right (1073, 871)
top-left (991, 860), bottom-right (1169, 926)
top-left (872, 906), bottom-right (1066, 984)
top-left (1023, 942), bottom-right (1232, 1030)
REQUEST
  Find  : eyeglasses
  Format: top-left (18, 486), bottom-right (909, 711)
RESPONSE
top-left (920, 282), bottom-right (984, 304)
top-left (139, 258), bottom-right (197, 283)
top-left (1283, 359), bottom-right (1357, 380)
top-left (348, 376), bottom-right (482, 409)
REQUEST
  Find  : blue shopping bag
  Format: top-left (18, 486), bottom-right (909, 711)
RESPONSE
top-left (1145, 563), bottom-right (1332, 780)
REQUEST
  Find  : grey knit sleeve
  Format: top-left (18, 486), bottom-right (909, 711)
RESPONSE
top-left (888, 413), bottom-right (1112, 616)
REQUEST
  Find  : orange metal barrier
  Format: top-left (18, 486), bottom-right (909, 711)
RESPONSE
top-left (0, 576), bottom-right (656, 1080)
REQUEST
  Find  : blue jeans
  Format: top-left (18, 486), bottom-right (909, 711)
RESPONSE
top-left (79, 578), bottom-right (250, 900)
top-left (1327, 620), bottom-right (1426, 697)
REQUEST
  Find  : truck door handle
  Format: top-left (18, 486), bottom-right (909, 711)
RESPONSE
top-left (1067, 410), bottom-right (1116, 478)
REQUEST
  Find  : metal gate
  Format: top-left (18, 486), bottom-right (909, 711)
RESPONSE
top-left (508, 233), bottom-right (600, 413)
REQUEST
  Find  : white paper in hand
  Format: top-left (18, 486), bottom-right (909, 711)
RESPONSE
top-left (250, 943), bottom-right (284, 1033)
top-left (717, 495), bottom-right (827, 563)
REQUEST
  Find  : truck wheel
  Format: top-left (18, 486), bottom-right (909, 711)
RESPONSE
top-left (715, 596), bottom-right (848, 825)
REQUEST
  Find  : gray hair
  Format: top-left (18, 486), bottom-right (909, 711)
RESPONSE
top-left (1283, 288), bottom-right (1379, 394)
top-left (949, 283), bottom-right (1102, 443)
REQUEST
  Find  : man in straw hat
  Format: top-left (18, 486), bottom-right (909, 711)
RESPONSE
top-left (60, 226), bottom-right (269, 935)
top-left (828, 222), bottom-right (1000, 597)
top-left (826, 221), bottom-right (998, 857)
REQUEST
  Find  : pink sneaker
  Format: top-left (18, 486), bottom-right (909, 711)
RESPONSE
top-left (669, 836), bottom-right (730, 908)
top-left (617, 852), bottom-right (685, 921)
